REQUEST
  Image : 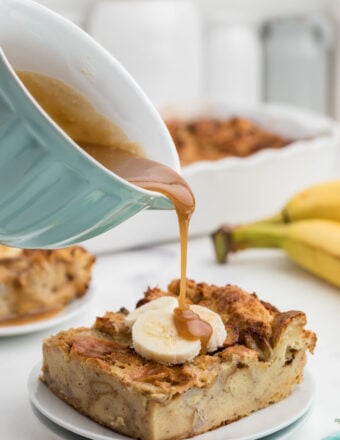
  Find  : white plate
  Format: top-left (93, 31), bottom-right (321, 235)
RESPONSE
top-left (0, 287), bottom-right (94, 337)
top-left (28, 362), bottom-right (315, 440)
top-left (30, 404), bottom-right (312, 440)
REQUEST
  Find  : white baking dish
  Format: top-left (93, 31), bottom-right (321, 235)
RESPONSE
top-left (83, 103), bottom-right (340, 254)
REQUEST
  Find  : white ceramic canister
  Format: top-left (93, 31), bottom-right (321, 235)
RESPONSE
top-left (206, 12), bottom-right (263, 105)
top-left (87, 0), bottom-right (203, 107)
top-left (262, 14), bottom-right (334, 114)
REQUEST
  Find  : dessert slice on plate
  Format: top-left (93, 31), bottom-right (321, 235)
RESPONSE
top-left (0, 245), bottom-right (95, 324)
top-left (41, 279), bottom-right (316, 440)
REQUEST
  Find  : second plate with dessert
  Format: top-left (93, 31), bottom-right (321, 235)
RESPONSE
top-left (0, 287), bottom-right (95, 337)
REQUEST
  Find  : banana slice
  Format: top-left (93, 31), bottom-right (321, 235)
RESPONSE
top-left (131, 299), bottom-right (227, 364)
top-left (190, 305), bottom-right (227, 352)
top-left (126, 296), bottom-right (177, 327)
top-left (132, 308), bottom-right (201, 365)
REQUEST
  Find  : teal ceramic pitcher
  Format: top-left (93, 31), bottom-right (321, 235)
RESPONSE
top-left (0, 0), bottom-right (180, 249)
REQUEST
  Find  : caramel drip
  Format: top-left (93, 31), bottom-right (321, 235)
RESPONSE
top-left (173, 307), bottom-right (212, 354)
top-left (80, 143), bottom-right (195, 313)
top-left (177, 211), bottom-right (190, 310)
top-left (18, 71), bottom-right (212, 353)
top-left (80, 146), bottom-right (214, 354)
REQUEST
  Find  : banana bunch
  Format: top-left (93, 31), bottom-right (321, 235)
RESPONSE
top-left (212, 180), bottom-right (340, 288)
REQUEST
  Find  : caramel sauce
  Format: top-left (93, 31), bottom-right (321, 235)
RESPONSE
top-left (173, 307), bottom-right (212, 354)
top-left (72, 335), bottom-right (128, 358)
top-left (16, 71), bottom-right (143, 157)
top-left (18, 71), bottom-right (212, 352)
top-left (0, 307), bottom-right (63, 327)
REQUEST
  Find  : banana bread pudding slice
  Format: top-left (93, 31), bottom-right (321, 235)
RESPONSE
top-left (0, 246), bottom-right (94, 323)
top-left (41, 280), bottom-right (316, 440)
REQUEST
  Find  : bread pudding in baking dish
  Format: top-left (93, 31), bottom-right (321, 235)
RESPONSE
top-left (0, 245), bottom-right (94, 324)
top-left (41, 279), bottom-right (315, 440)
top-left (166, 117), bottom-right (291, 166)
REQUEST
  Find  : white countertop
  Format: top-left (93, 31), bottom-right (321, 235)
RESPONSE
top-left (1, 236), bottom-right (340, 440)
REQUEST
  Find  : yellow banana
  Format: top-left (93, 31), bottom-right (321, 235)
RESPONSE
top-left (254, 180), bottom-right (340, 224)
top-left (212, 219), bottom-right (340, 288)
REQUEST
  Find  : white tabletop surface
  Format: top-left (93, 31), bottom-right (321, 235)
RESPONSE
top-left (1, 236), bottom-right (340, 440)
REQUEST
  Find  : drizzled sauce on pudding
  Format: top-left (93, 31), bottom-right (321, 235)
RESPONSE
top-left (18, 71), bottom-right (212, 351)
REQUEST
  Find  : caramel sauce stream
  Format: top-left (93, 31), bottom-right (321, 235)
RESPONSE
top-left (18, 71), bottom-right (213, 353)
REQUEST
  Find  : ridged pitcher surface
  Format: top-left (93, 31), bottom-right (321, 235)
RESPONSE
top-left (0, 0), bottom-right (179, 248)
